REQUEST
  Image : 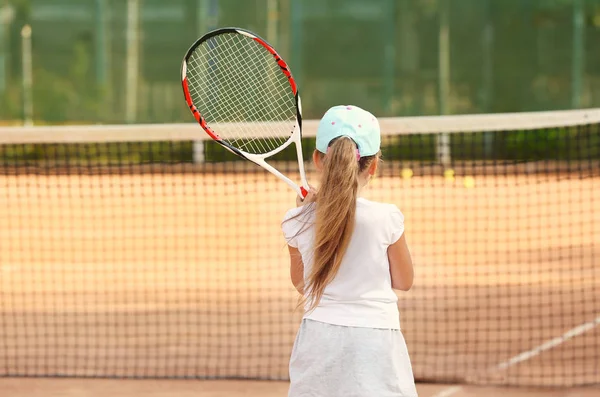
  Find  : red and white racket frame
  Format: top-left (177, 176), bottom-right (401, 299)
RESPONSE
top-left (181, 27), bottom-right (309, 198)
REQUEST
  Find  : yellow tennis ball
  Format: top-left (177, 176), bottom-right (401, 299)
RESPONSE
top-left (463, 176), bottom-right (475, 188)
top-left (401, 168), bottom-right (413, 179)
top-left (444, 169), bottom-right (455, 180)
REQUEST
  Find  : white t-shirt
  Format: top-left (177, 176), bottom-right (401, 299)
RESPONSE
top-left (281, 197), bottom-right (405, 330)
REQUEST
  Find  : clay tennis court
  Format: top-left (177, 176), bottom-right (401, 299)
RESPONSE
top-left (1, 169), bottom-right (599, 396)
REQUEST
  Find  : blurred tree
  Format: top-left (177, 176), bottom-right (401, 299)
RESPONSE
top-left (3, 0), bottom-right (600, 124)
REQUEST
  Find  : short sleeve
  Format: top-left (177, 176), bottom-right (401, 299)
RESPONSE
top-left (281, 208), bottom-right (301, 248)
top-left (388, 206), bottom-right (405, 245)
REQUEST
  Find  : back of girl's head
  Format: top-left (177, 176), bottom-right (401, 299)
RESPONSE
top-left (303, 105), bottom-right (381, 311)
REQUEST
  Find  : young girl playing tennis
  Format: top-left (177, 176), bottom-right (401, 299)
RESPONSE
top-left (282, 105), bottom-right (417, 397)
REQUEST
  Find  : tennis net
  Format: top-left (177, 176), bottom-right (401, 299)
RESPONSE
top-left (0, 109), bottom-right (599, 386)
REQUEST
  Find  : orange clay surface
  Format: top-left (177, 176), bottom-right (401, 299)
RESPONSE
top-left (0, 378), bottom-right (599, 397)
top-left (1, 172), bottom-right (598, 394)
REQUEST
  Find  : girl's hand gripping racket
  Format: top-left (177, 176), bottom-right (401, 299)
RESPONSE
top-left (181, 27), bottom-right (309, 198)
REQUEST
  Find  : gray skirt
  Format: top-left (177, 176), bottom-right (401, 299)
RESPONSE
top-left (289, 319), bottom-right (418, 397)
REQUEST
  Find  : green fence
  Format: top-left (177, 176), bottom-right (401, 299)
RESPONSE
top-left (0, 0), bottom-right (600, 124)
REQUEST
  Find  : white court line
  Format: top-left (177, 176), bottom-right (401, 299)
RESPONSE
top-left (430, 314), bottom-right (600, 397)
top-left (494, 314), bottom-right (600, 371)
top-left (430, 385), bottom-right (463, 397)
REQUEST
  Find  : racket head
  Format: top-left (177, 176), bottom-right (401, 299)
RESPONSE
top-left (181, 27), bottom-right (302, 158)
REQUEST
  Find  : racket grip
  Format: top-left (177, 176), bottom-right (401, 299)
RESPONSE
top-left (300, 186), bottom-right (308, 198)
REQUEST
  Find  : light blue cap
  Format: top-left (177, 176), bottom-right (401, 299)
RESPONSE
top-left (315, 105), bottom-right (381, 157)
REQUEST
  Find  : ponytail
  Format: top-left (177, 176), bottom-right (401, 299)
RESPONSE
top-left (303, 137), bottom-right (376, 311)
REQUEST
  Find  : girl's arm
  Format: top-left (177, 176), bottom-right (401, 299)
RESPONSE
top-left (288, 245), bottom-right (304, 294)
top-left (287, 186), bottom-right (315, 294)
top-left (388, 234), bottom-right (414, 291)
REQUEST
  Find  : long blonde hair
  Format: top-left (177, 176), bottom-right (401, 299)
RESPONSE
top-left (302, 137), bottom-right (379, 312)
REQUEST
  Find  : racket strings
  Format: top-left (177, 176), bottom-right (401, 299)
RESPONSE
top-left (188, 42), bottom-right (289, 154)
top-left (217, 34), bottom-right (293, 118)
top-left (204, 38), bottom-right (286, 151)
top-left (213, 34), bottom-right (294, 147)
top-left (186, 32), bottom-right (296, 155)
top-left (187, 40), bottom-right (268, 125)
top-left (216, 38), bottom-right (294, 150)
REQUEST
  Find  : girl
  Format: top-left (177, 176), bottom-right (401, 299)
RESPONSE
top-left (282, 105), bottom-right (417, 397)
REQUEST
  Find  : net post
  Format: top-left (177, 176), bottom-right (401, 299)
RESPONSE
top-left (437, 0), bottom-right (451, 167)
top-left (482, 0), bottom-right (494, 158)
top-left (193, 141), bottom-right (205, 163)
top-left (95, 0), bottom-right (108, 87)
top-left (0, 4), bottom-right (14, 95)
top-left (125, 0), bottom-right (140, 123)
top-left (95, 0), bottom-right (110, 120)
top-left (436, 133), bottom-right (451, 167)
top-left (382, 0), bottom-right (396, 114)
top-left (21, 24), bottom-right (33, 127)
top-left (290, 0), bottom-right (303, 86)
top-left (197, 0), bottom-right (218, 33)
top-left (266, 0), bottom-right (279, 48)
top-left (193, 0), bottom-right (217, 164)
top-left (571, 0), bottom-right (585, 109)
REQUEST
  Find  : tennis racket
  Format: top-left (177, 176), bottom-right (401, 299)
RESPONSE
top-left (181, 27), bottom-right (309, 198)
